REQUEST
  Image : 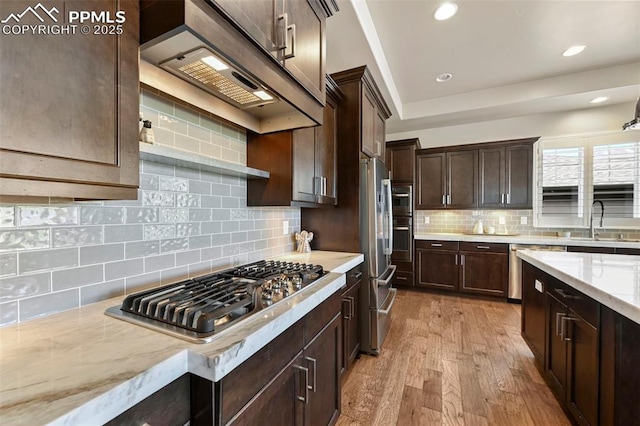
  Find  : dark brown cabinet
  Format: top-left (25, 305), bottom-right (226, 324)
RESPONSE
top-left (386, 139), bottom-right (418, 184)
top-left (416, 150), bottom-right (478, 209)
top-left (459, 242), bottom-right (508, 297)
top-left (478, 140), bottom-right (534, 209)
top-left (0, 0), bottom-right (139, 200)
top-left (341, 266), bottom-right (362, 377)
top-left (332, 66), bottom-right (391, 162)
top-left (415, 240), bottom-right (459, 291)
top-left (521, 262), bottom-right (548, 365)
top-left (211, 0), bottom-right (332, 104)
top-left (247, 77), bottom-right (341, 207)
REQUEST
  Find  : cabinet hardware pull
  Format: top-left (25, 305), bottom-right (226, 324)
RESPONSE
top-left (305, 357), bottom-right (317, 392)
top-left (555, 312), bottom-right (565, 337)
top-left (455, 254), bottom-right (458, 266)
top-left (554, 288), bottom-right (579, 300)
top-left (476, 245), bottom-right (491, 249)
top-left (447, 194), bottom-right (451, 205)
top-left (396, 276), bottom-right (407, 280)
top-left (392, 193), bottom-right (410, 198)
top-left (351, 271), bottom-right (363, 280)
top-left (393, 226), bottom-right (410, 231)
top-left (442, 195), bottom-right (446, 205)
top-left (501, 193), bottom-right (505, 204)
top-left (342, 298), bottom-right (351, 320)
top-left (507, 193), bottom-right (511, 204)
top-left (276, 13), bottom-right (289, 51)
top-left (431, 243), bottom-right (443, 247)
top-left (348, 296), bottom-right (355, 319)
top-left (284, 23), bottom-right (296, 59)
top-left (322, 176), bottom-right (327, 196)
top-left (562, 316), bottom-right (576, 342)
top-left (294, 365), bottom-right (309, 403)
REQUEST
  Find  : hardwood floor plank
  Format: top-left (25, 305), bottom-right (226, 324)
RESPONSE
top-left (441, 359), bottom-right (465, 426)
top-left (338, 290), bottom-right (570, 426)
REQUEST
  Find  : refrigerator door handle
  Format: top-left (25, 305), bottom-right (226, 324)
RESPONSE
top-left (383, 178), bottom-right (393, 255)
top-left (377, 264), bottom-right (397, 287)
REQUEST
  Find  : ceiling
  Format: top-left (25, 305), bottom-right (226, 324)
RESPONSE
top-left (325, 0), bottom-right (640, 136)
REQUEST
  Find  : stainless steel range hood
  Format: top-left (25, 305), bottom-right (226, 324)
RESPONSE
top-left (139, 0), bottom-right (324, 133)
top-left (622, 97), bottom-right (640, 131)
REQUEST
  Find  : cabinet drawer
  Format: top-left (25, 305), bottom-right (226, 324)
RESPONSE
top-left (346, 264), bottom-right (363, 287)
top-left (415, 240), bottom-right (459, 251)
top-left (459, 242), bottom-right (508, 253)
top-left (305, 289), bottom-right (342, 345)
top-left (392, 271), bottom-right (414, 286)
top-left (547, 278), bottom-right (599, 327)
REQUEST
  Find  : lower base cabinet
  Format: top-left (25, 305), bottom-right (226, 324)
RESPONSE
top-left (415, 240), bottom-right (459, 291)
top-left (216, 289), bottom-right (343, 425)
top-left (341, 265), bottom-right (362, 377)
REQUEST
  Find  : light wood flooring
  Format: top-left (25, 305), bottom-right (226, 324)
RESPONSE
top-left (337, 289), bottom-right (571, 426)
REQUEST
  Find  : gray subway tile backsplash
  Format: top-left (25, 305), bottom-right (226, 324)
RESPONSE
top-left (0, 90), bottom-right (299, 326)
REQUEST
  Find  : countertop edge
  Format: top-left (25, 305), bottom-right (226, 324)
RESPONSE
top-left (517, 250), bottom-right (640, 325)
top-left (415, 233), bottom-right (640, 248)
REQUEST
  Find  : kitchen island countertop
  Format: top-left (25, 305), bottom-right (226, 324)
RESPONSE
top-left (0, 251), bottom-right (363, 425)
top-left (415, 232), bottom-right (640, 248)
top-left (517, 249), bottom-right (640, 325)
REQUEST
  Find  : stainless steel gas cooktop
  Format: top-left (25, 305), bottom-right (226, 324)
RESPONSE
top-left (105, 260), bottom-right (325, 343)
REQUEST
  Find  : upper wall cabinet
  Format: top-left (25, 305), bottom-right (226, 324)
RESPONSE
top-left (416, 150), bottom-right (478, 209)
top-left (247, 76), bottom-right (342, 207)
top-left (331, 66), bottom-right (391, 162)
top-left (416, 138), bottom-right (537, 210)
top-left (386, 138), bottom-right (419, 184)
top-left (479, 138), bottom-right (536, 209)
top-left (0, 0), bottom-right (139, 201)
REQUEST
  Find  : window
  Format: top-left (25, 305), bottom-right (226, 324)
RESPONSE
top-left (534, 130), bottom-right (640, 229)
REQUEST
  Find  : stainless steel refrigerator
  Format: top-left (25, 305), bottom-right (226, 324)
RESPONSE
top-left (360, 157), bottom-right (397, 355)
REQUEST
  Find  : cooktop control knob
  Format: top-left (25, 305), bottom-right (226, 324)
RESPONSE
top-left (261, 289), bottom-right (273, 300)
top-left (283, 287), bottom-right (290, 297)
top-left (292, 276), bottom-right (302, 289)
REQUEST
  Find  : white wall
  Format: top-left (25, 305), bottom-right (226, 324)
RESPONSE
top-left (388, 101), bottom-right (636, 148)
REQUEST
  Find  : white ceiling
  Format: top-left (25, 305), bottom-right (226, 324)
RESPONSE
top-left (325, 0), bottom-right (640, 136)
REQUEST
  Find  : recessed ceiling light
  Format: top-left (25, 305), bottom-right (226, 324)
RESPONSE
top-left (436, 73), bottom-right (453, 82)
top-left (590, 97), bottom-right (609, 104)
top-left (434, 3), bottom-right (458, 21)
top-left (562, 45), bottom-right (586, 57)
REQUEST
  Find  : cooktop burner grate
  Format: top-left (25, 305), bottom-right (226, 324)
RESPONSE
top-left (106, 259), bottom-right (325, 342)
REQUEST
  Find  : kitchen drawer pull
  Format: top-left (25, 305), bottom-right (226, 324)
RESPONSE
top-left (555, 312), bottom-right (565, 337)
top-left (431, 243), bottom-right (443, 247)
top-left (294, 365), bottom-right (309, 403)
top-left (392, 193), bottom-right (410, 198)
top-left (554, 288), bottom-right (579, 300)
top-left (305, 357), bottom-right (317, 392)
top-left (393, 226), bottom-right (410, 231)
top-left (476, 245), bottom-right (491, 249)
top-left (348, 296), bottom-right (355, 319)
top-left (396, 276), bottom-right (408, 280)
top-left (350, 271), bottom-right (363, 280)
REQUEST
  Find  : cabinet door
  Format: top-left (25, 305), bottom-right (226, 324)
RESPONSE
top-left (521, 263), bottom-right (547, 363)
top-left (447, 150), bottom-right (478, 208)
top-left (314, 97), bottom-right (337, 204)
top-left (211, 0), bottom-right (279, 57)
top-left (505, 144), bottom-right (533, 208)
top-left (387, 145), bottom-right (415, 183)
top-left (342, 280), bottom-right (361, 375)
top-left (416, 249), bottom-right (459, 291)
top-left (229, 354), bottom-right (305, 426)
top-left (283, 0), bottom-right (325, 103)
top-left (0, 0), bottom-right (139, 200)
top-left (305, 314), bottom-right (341, 426)
top-left (546, 294), bottom-right (568, 403)
top-left (566, 314), bottom-right (598, 426)
top-left (459, 252), bottom-right (508, 297)
top-left (479, 148), bottom-right (505, 208)
top-left (416, 153), bottom-right (446, 209)
top-left (361, 90), bottom-right (377, 158)
top-left (292, 127), bottom-right (317, 204)
top-left (374, 110), bottom-right (386, 161)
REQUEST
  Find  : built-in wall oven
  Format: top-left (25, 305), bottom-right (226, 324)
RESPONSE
top-left (392, 217), bottom-right (412, 263)
top-left (392, 185), bottom-right (413, 217)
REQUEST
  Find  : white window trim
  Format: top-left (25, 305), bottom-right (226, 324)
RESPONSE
top-left (534, 130), bottom-right (640, 230)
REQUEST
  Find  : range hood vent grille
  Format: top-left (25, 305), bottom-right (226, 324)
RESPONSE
top-left (160, 47), bottom-right (278, 110)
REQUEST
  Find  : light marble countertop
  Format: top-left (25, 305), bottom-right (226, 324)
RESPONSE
top-left (415, 232), bottom-right (640, 248)
top-left (0, 251), bottom-right (363, 426)
top-left (517, 250), bottom-right (640, 325)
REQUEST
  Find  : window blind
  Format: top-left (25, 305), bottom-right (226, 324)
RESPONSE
top-left (538, 146), bottom-right (585, 226)
top-left (592, 143), bottom-right (639, 218)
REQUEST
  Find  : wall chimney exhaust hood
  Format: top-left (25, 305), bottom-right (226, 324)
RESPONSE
top-left (139, 0), bottom-right (326, 134)
top-left (622, 97), bottom-right (640, 131)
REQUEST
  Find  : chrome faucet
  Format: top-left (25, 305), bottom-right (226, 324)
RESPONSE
top-left (590, 200), bottom-right (604, 239)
